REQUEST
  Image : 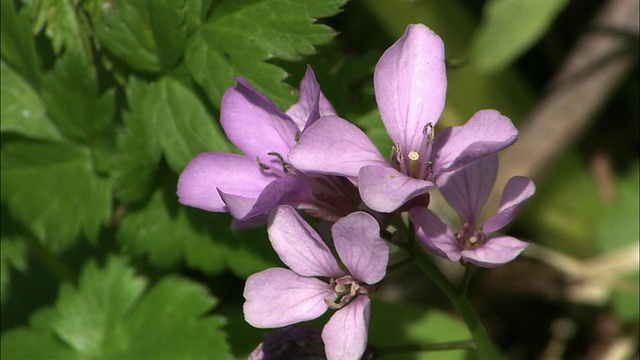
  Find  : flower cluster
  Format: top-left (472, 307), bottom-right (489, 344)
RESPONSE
top-left (178, 23), bottom-right (535, 360)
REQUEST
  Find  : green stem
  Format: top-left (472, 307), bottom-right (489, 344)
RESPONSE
top-left (460, 265), bottom-right (474, 296)
top-left (375, 339), bottom-right (476, 357)
top-left (404, 240), bottom-right (501, 360)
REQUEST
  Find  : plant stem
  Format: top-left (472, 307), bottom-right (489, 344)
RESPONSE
top-left (375, 339), bottom-right (476, 357)
top-left (404, 239), bottom-right (502, 360)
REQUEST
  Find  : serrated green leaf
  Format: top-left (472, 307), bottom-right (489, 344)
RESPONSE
top-left (83, 0), bottom-right (160, 72)
top-left (41, 50), bottom-right (115, 146)
top-left (369, 299), bottom-right (472, 360)
top-left (148, 0), bottom-right (188, 69)
top-left (472, 0), bottom-right (571, 72)
top-left (121, 76), bottom-right (232, 174)
top-left (1, 0), bottom-right (42, 88)
top-left (116, 187), bottom-right (227, 273)
top-left (1, 61), bottom-right (62, 141)
top-left (0, 138), bottom-right (112, 249)
top-left (116, 185), bottom-right (278, 276)
top-left (185, 0), bottom-right (346, 108)
top-left (1, 257), bottom-right (232, 359)
top-left (28, 0), bottom-right (92, 62)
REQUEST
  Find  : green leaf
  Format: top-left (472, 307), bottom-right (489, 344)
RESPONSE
top-left (1, 0), bottom-right (42, 88)
top-left (185, 0), bottom-right (346, 108)
top-left (0, 257), bottom-right (233, 359)
top-left (472, 0), bottom-right (571, 72)
top-left (369, 299), bottom-right (472, 360)
top-left (1, 138), bottom-right (112, 249)
top-left (120, 76), bottom-right (233, 175)
top-left (41, 50), bottom-right (115, 146)
top-left (595, 164), bottom-right (639, 253)
top-left (83, 0), bottom-right (160, 72)
top-left (148, 0), bottom-right (188, 69)
top-left (28, 0), bottom-right (93, 62)
top-left (1, 61), bottom-right (62, 141)
top-left (117, 187), bottom-right (227, 274)
top-left (116, 186), bottom-right (278, 276)
top-left (1, 206), bottom-right (28, 303)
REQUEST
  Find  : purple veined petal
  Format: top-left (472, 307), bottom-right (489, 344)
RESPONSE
top-left (431, 109), bottom-right (518, 175)
top-left (322, 296), bottom-right (370, 360)
top-left (435, 154), bottom-right (499, 226)
top-left (221, 78), bottom-right (299, 163)
top-left (374, 24), bottom-right (447, 153)
top-left (484, 176), bottom-right (536, 234)
top-left (286, 65), bottom-right (337, 131)
top-left (177, 152), bottom-right (275, 212)
top-left (358, 165), bottom-right (433, 213)
top-left (460, 235), bottom-right (528, 268)
top-left (243, 268), bottom-right (333, 328)
top-left (288, 116), bottom-right (388, 177)
top-left (220, 177), bottom-right (311, 220)
top-left (332, 212), bottom-right (388, 284)
top-left (409, 207), bottom-right (462, 262)
top-left (268, 205), bottom-right (345, 278)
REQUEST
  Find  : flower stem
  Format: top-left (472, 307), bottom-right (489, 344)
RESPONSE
top-left (375, 339), bottom-right (476, 357)
top-left (404, 239), bottom-right (502, 360)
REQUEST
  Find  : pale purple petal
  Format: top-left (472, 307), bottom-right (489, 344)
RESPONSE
top-left (286, 65), bottom-right (336, 130)
top-left (374, 24), bottom-right (447, 153)
top-left (409, 207), bottom-right (462, 261)
top-left (289, 116), bottom-right (388, 177)
top-left (219, 177), bottom-right (310, 220)
top-left (177, 152), bottom-right (274, 212)
top-left (221, 78), bottom-right (299, 163)
top-left (268, 205), bottom-right (345, 278)
top-left (332, 212), bottom-right (388, 284)
top-left (431, 110), bottom-right (518, 175)
top-left (359, 165), bottom-right (433, 213)
top-left (243, 268), bottom-right (333, 328)
top-left (435, 154), bottom-right (499, 226)
top-left (461, 236), bottom-right (528, 268)
top-left (322, 296), bottom-right (370, 360)
top-left (484, 176), bottom-right (536, 234)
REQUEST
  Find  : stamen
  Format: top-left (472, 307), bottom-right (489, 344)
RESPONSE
top-left (255, 156), bottom-right (270, 170)
top-left (295, 131), bottom-right (301, 143)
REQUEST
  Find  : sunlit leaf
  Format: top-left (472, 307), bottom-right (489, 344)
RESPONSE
top-left (472, 0), bottom-right (571, 71)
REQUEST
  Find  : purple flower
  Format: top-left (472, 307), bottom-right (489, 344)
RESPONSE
top-left (177, 67), bottom-right (362, 224)
top-left (289, 24), bottom-right (518, 213)
top-left (243, 205), bottom-right (389, 360)
top-left (410, 154), bottom-right (535, 267)
top-left (248, 324), bottom-right (325, 360)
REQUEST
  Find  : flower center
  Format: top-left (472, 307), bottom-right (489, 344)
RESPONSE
top-left (455, 222), bottom-right (487, 250)
top-left (324, 275), bottom-right (369, 309)
top-left (390, 123), bottom-right (435, 180)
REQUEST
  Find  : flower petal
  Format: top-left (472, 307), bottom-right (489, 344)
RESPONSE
top-left (220, 177), bottom-right (310, 220)
top-left (243, 268), bottom-right (332, 328)
top-left (322, 296), bottom-right (370, 360)
top-left (431, 109), bottom-right (518, 175)
top-left (359, 165), bottom-right (433, 213)
top-left (409, 207), bottom-right (462, 262)
top-left (374, 24), bottom-right (447, 153)
top-left (177, 152), bottom-right (274, 212)
top-left (461, 236), bottom-right (528, 268)
top-left (286, 65), bottom-right (336, 130)
top-left (332, 212), bottom-right (388, 284)
top-left (289, 116), bottom-right (387, 178)
top-left (484, 176), bottom-right (536, 234)
top-left (435, 154), bottom-right (498, 226)
top-left (268, 205), bottom-right (345, 278)
top-left (221, 78), bottom-right (299, 164)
